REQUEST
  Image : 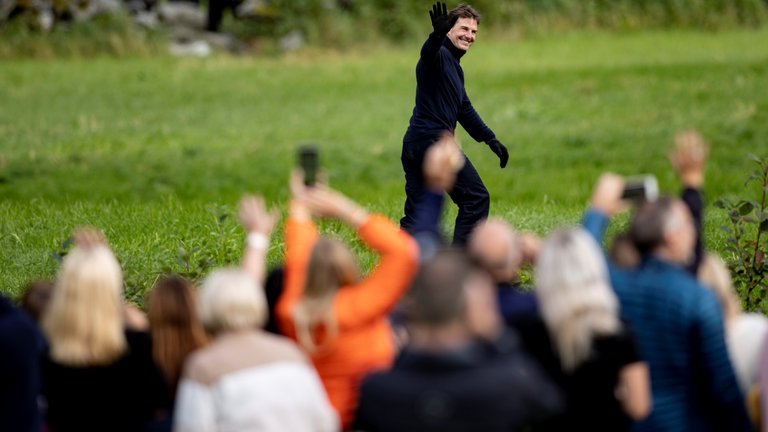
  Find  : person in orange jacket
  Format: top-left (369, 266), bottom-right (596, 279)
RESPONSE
top-left (276, 171), bottom-right (420, 429)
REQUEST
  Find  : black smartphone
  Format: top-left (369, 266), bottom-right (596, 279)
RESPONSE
top-left (298, 145), bottom-right (319, 186)
top-left (621, 175), bottom-right (658, 201)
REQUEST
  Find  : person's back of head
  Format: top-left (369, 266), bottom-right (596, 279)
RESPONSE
top-left (630, 197), bottom-right (696, 264)
top-left (403, 248), bottom-right (500, 342)
top-left (293, 237), bottom-right (360, 353)
top-left (43, 245), bottom-right (126, 366)
top-left (609, 232), bottom-right (640, 269)
top-left (19, 279), bottom-right (54, 323)
top-left (404, 248), bottom-right (469, 327)
top-left (468, 218), bottom-right (522, 284)
top-left (200, 268), bottom-right (266, 335)
top-left (697, 253), bottom-right (741, 324)
top-left (148, 274), bottom-right (208, 396)
top-left (535, 228), bottom-right (620, 371)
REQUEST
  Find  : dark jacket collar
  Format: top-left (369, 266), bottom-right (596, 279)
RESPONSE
top-left (442, 37), bottom-right (466, 60)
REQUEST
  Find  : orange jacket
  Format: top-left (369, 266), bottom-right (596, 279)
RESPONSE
top-left (277, 215), bottom-right (419, 429)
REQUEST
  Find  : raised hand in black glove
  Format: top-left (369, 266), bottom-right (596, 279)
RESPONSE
top-left (486, 138), bottom-right (509, 168)
top-left (429, 2), bottom-right (457, 36)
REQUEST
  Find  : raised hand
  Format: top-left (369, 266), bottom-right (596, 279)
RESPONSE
top-left (303, 185), bottom-right (369, 227)
top-left (423, 132), bottom-right (465, 192)
top-left (238, 195), bottom-right (279, 236)
top-left (73, 228), bottom-right (107, 250)
top-left (590, 173), bottom-right (627, 217)
top-left (669, 129), bottom-right (709, 188)
top-left (429, 2), bottom-right (457, 36)
top-left (485, 138), bottom-right (509, 168)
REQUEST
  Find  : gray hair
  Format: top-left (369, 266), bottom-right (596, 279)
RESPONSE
top-left (630, 197), bottom-right (682, 255)
top-left (200, 268), bottom-right (266, 333)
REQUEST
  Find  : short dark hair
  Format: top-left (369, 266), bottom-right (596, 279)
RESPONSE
top-left (402, 248), bottom-right (477, 326)
top-left (629, 197), bottom-right (677, 255)
top-left (19, 279), bottom-right (54, 323)
top-left (449, 4), bottom-right (481, 24)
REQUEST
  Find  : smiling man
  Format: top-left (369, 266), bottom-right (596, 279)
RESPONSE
top-left (400, 2), bottom-right (509, 246)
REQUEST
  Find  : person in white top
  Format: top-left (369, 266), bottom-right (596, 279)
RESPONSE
top-left (173, 196), bottom-right (339, 432)
top-left (698, 252), bottom-right (768, 396)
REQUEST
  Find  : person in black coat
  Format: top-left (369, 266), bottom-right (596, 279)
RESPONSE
top-left (0, 295), bottom-right (44, 432)
top-left (400, 2), bottom-right (509, 245)
top-left (354, 249), bottom-right (563, 432)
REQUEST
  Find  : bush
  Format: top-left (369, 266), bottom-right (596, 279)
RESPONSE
top-left (244, 0), bottom-right (768, 47)
top-left (715, 154), bottom-right (768, 313)
top-left (0, 12), bottom-right (164, 59)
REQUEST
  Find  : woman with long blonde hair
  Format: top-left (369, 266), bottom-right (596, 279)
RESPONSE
top-left (41, 229), bottom-right (166, 432)
top-left (532, 228), bottom-right (650, 431)
top-left (276, 173), bottom-right (419, 429)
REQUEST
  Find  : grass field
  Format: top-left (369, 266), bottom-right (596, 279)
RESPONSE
top-left (1, 29), bottom-right (767, 301)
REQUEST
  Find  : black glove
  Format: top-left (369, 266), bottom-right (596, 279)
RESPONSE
top-left (486, 138), bottom-right (509, 168)
top-left (429, 2), bottom-right (457, 36)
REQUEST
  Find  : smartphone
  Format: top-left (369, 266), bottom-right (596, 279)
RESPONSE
top-left (622, 175), bottom-right (658, 201)
top-left (298, 145), bottom-right (319, 186)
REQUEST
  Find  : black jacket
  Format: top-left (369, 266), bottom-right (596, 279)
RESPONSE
top-left (404, 33), bottom-right (495, 145)
top-left (354, 332), bottom-right (564, 432)
top-left (0, 296), bottom-right (44, 432)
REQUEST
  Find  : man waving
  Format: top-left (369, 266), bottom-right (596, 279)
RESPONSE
top-left (400, 2), bottom-right (509, 245)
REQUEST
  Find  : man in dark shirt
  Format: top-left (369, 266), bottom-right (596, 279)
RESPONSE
top-left (400, 2), bottom-right (509, 245)
top-left (0, 295), bottom-right (44, 432)
top-left (355, 249), bottom-right (563, 432)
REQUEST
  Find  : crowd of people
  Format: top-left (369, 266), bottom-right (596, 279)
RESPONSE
top-left (1, 128), bottom-right (767, 432)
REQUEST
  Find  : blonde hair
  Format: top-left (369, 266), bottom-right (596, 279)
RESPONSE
top-left (43, 245), bottom-right (127, 366)
top-left (200, 268), bottom-right (266, 334)
top-left (698, 253), bottom-right (741, 324)
top-left (293, 237), bottom-right (359, 353)
top-left (535, 228), bottom-right (620, 372)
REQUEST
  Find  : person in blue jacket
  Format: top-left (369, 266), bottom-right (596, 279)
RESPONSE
top-left (400, 2), bottom-right (509, 245)
top-left (583, 174), bottom-right (751, 432)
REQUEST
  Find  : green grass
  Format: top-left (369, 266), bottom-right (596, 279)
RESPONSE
top-left (1, 28), bottom-right (768, 300)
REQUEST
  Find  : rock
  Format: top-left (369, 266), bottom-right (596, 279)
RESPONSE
top-left (168, 38), bottom-right (211, 57)
top-left (133, 10), bottom-right (159, 29)
top-left (71, 0), bottom-right (122, 21)
top-left (278, 29), bottom-right (304, 52)
top-left (0, 0), bottom-right (15, 23)
top-left (234, 0), bottom-right (268, 19)
top-left (158, 1), bottom-right (204, 30)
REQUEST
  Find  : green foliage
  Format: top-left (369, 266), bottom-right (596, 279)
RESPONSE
top-left (0, 12), bottom-right (165, 59)
top-left (245, 0), bottom-right (768, 46)
top-left (714, 154), bottom-right (768, 313)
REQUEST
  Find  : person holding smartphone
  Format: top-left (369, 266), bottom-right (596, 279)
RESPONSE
top-left (400, 2), bottom-right (509, 246)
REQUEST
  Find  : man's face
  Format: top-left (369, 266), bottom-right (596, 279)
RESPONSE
top-left (447, 17), bottom-right (478, 52)
top-left (667, 201), bottom-right (697, 264)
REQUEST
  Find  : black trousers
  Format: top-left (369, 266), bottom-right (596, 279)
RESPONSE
top-left (400, 137), bottom-right (490, 246)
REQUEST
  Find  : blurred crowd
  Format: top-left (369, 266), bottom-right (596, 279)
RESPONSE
top-left (2, 130), bottom-right (767, 432)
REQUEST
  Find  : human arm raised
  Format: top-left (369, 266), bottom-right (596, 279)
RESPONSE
top-left (420, 2), bottom-right (458, 62)
top-left (669, 130), bottom-right (708, 274)
top-left (582, 173), bottom-right (627, 244)
top-left (238, 195), bottom-right (279, 284)
top-left (275, 172), bottom-right (320, 333)
top-left (412, 132), bottom-right (465, 260)
top-left (300, 184), bottom-right (418, 328)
